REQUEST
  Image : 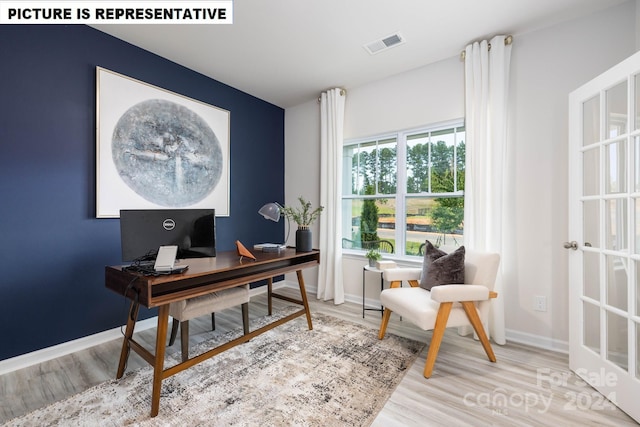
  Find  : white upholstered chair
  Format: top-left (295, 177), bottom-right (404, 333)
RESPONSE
top-left (168, 285), bottom-right (250, 362)
top-left (378, 249), bottom-right (500, 378)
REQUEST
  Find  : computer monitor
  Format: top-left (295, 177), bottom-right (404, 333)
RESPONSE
top-left (119, 209), bottom-right (216, 262)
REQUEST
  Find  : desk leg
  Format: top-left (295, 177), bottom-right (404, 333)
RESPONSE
top-left (267, 277), bottom-right (273, 316)
top-left (116, 300), bottom-right (139, 379)
top-left (150, 304), bottom-right (169, 417)
top-left (296, 270), bottom-right (313, 330)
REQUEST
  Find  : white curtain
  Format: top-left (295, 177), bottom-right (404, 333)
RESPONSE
top-left (317, 88), bottom-right (346, 304)
top-left (463, 35), bottom-right (513, 345)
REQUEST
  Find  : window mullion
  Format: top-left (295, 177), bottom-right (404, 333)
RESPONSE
top-left (453, 130), bottom-right (458, 192)
top-left (428, 132), bottom-right (432, 193)
top-left (396, 132), bottom-right (408, 255)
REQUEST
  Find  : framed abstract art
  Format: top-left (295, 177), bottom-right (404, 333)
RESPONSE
top-left (96, 67), bottom-right (230, 218)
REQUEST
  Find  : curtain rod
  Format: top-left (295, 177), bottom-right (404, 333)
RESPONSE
top-left (460, 35), bottom-right (512, 60)
top-left (317, 88), bottom-right (346, 102)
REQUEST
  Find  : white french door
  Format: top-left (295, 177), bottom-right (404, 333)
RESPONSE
top-left (568, 51), bottom-right (640, 423)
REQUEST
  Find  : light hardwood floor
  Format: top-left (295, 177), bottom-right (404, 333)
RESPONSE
top-left (0, 286), bottom-right (637, 426)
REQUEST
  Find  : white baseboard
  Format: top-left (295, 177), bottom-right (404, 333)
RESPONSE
top-left (0, 283), bottom-right (288, 376)
top-left (505, 328), bottom-right (569, 354)
top-left (345, 289), bottom-right (569, 354)
top-left (0, 317), bottom-right (158, 376)
top-left (301, 282), bottom-right (570, 355)
top-left (0, 281), bottom-right (568, 376)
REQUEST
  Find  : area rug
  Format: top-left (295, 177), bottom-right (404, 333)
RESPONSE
top-left (5, 308), bottom-right (424, 427)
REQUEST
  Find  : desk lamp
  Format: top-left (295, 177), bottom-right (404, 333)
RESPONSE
top-left (257, 202), bottom-right (290, 250)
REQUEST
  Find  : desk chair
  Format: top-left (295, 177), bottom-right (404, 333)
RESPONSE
top-left (378, 248), bottom-right (500, 378)
top-left (168, 285), bottom-right (250, 362)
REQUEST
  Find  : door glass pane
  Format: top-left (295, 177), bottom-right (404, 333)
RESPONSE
top-left (606, 81), bottom-right (627, 138)
top-left (606, 198), bottom-right (628, 251)
top-left (583, 200), bottom-right (599, 249)
top-left (636, 137), bottom-right (640, 191)
top-left (635, 198), bottom-right (640, 254)
top-left (606, 255), bottom-right (628, 310)
top-left (584, 302), bottom-right (600, 354)
top-left (607, 311), bottom-right (628, 370)
top-left (583, 148), bottom-right (599, 196)
top-left (635, 74), bottom-right (640, 130)
top-left (605, 140), bottom-right (627, 194)
top-left (637, 261), bottom-right (640, 315)
top-left (584, 251), bottom-right (600, 300)
top-left (583, 94), bottom-right (600, 146)
top-left (637, 322), bottom-right (640, 379)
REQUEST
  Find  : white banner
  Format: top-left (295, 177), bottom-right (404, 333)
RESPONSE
top-left (0, 1), bottom-right (233, 24)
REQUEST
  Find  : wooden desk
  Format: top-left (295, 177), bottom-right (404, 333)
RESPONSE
top-left (105, 248), bottom-right (319, 417)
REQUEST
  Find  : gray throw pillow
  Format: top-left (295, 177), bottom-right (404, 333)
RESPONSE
top-left (419, 241), bottom-right (465, 291)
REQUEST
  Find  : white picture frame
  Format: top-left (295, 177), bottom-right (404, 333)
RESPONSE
top-left (96, 67), bottom-right (230, 218)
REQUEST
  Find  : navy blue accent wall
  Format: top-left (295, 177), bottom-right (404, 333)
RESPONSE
top-left (0, 25), bottom-right (285, 360)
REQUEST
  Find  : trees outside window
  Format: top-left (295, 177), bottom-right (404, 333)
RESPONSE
top-left (343, 121), bottom-right (464, 256)
top-left (360, 185), bottom-right (380, 245)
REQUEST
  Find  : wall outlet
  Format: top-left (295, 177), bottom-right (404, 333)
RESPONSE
top-left (534, 296), bottom-right (547, 312)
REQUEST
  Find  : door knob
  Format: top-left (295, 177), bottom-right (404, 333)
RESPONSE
top-left (563, 241), bottom-right (578, 250)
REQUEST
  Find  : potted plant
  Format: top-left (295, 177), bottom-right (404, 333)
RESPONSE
top-left (282, 196), bottom-right (324, 252)
top-left (365, 249), bottom-right (382, 267)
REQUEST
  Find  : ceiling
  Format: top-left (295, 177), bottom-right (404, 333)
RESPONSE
top-left (92, 0), bottom-right (626, 108)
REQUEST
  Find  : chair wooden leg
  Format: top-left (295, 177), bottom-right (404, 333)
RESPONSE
top-left (461, 301), bottom-right (496, 363)
top-left (241, 302), bottom-right (249, 335)
top-left (378, 308), bottom-right (392, 339)
top-left (424, 302), bottom-right (452, 378)
top-left (389, 281), bottom-right (402, 289)
top-left (211, 312), bottom-right (216, 331)
top-left (168, 318), bottom-right (179, 346)
top-left (180, 320), bottom-right (189, 363)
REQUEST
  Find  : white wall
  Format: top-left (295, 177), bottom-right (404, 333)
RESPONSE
top-left (343, 56), bottom-right (464, 140)
top-left (285, 1), bottom-right (637, 350)
top-left (283, 100), bottom-right (322, 288)
top-left (507, 1), bottom-right (635, 349)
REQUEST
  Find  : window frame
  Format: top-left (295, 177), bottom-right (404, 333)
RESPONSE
top-left (342, 118), bottom-right (465, 259)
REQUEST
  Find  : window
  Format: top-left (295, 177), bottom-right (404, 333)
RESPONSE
top-left (342, 121), bottom-right (465, 257)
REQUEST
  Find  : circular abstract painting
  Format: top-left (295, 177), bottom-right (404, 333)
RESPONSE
top-left (111, 99), bottom-right (223, 207)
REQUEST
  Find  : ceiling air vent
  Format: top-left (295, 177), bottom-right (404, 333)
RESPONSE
top-left (364, 32), bottom-right (405, 55)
